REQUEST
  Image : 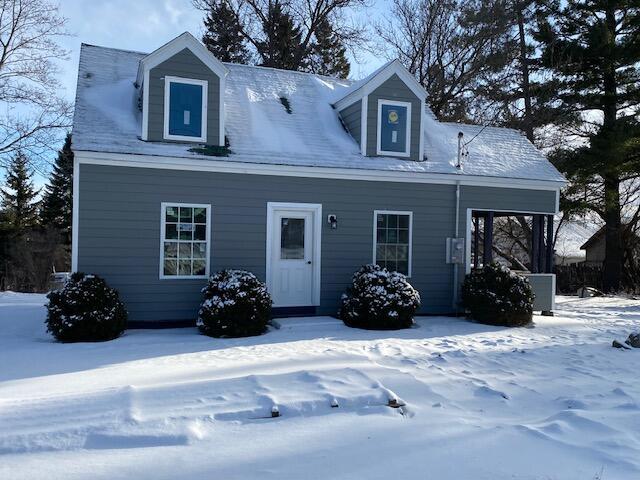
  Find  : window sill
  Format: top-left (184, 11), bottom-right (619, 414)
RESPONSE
top-left (163, 133), bottom-right (207, 143)
top-left (160, 275), bottom-right (209, 280)
top-left (376, 149), bottom-right (411, 158)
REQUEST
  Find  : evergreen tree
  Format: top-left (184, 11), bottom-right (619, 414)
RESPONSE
top-left (202, 0), bottom-right (250, 63)
top-left (256, 1), bottom-right (305, 70)
top-left (307, 18), bottom-right (350, 78)
top-left (40, 133), bottom-right (74, 243)
top-left (535, 0), bottom-right (640, 292)
top-left (1, 152), bottom-right (39, 233)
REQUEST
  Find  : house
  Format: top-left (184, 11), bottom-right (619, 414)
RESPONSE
top-left (555, 220), bottom-right (598, 265)
top-left (71, 32), bottom-right (566, 325)
top-left (580, 224), bottom-right (639, 265)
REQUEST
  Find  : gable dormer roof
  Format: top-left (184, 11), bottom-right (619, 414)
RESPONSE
top-left (332, 59), bottom-right (427, 111)
top-left (136, 32), bottom-right (228, 145)
top-left (136, 31), bottom-right (227, 86)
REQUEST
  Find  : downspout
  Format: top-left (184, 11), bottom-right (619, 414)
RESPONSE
top-left (452, 131), bottom-right (464, 312)
top-left (452, 181), bottom-right (461, 312)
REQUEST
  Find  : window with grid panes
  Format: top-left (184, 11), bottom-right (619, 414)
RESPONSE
top-left (374, 212), bottom-right (412, 276)
top-left (161, 204), bottom-right (209, 278)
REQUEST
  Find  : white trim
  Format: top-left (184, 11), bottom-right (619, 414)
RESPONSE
top-left (372, 210), bottom-right (413, 277)
top-left (376, 99), bottom-right (412, 157)
top-left (71, 157), bottom-right (80, 272)
top-left (266, 202), bottom-right (322, 307)
top-left (464, 207), bottom-right (558, 275)
top-left (74, 151), bottom-right (566, 191)
top-left (465, 208), bottom-right (473, 275)
top-left (360, 95), bottom-right (368, 156)
top-left (159, 202), bottom-right (211, 280)
top-left (333, 60), bottom-right (427, 112)
top-left (163, 76), bottom-right (208, 143)
top-left (137, 32), bottom-right (228, 84)
top-left (419, 105), bottom-right (425, 160)
top-left (141, 69), bottom-right (150, 141)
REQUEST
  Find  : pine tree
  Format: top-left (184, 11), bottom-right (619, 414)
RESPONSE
top-left (256, 1), bottom-right (305, 70)
top-left (1, 152), bottom-right (40, 233)
top-left (307, 18), bottom-right (350, 78)
top-left (535, 1), bottom-right (640, 292)
top-left (202, 0), bottom-right (250, 63)
top-left (40, 133), bottom-right (74, 243)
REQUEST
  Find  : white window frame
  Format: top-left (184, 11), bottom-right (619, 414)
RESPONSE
top-left (372, 210), bottom-right (413, 277)
top-left (163, 76), bottom-right (208, 143)
top-left (376, 99), bottom-right (412, 157)
top-left (160, 202), bottom-right (211, 280)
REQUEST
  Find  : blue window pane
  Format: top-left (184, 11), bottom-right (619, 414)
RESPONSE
top-left (169, 82), bottom-right (203, 138)
top-left (380, 104), bottom-right (407, 153)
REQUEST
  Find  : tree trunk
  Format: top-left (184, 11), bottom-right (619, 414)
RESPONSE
top-left (603, 175), bottom-right (622, 292)
top-left (601, 4), bottom-right (622, 292)
top-left (516, 3), bottom-right (534, 143)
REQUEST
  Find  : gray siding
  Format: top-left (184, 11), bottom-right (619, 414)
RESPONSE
top-left (338, 100), bottom-right (361, 146)
top-left (366, 74), bottom-right (422, 161)
top-left (147, 48), bottom-right (221, 144)
top-left (77, 164), bottom-right (459, 322)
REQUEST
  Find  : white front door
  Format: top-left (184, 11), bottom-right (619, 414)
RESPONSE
top-left (268, 205), bottom-right (320, 307)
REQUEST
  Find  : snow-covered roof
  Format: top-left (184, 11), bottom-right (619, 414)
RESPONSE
top-left (556, 220), bottom-right (600, 260)
top-left (72, 44), bottom-right (565, 185)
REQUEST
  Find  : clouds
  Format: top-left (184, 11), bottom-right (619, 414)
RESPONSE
top-left (57, 0), bottom-right (202, 98)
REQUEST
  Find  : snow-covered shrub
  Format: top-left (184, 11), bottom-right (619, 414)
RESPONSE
top-left (339, 264), bottom-right (421, 330)
top-left (461, 263), bottom-right (534, 327)
top-left (46, 272), bottom-right (128, 342)
top-left (197, 269), bottom-right (272, 337)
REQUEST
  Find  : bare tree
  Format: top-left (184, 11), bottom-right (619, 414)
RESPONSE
top-left (193, 0), bottom-right (367, 72)
top-left (372, 0), bottom-right (518, 122)
top-left (0, 0), bottom-right (72, 169)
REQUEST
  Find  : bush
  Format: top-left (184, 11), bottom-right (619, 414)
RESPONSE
top-left (461, 263), bottom-right (534, 327)
top-left (46, 272), bottom-right (127, 342)
top-left (339, 264), bottom-right (421, 330)
top-left (197, 269), bottom-right (272, 338)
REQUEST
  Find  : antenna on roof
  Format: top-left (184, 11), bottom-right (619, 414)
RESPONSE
top-left (456, 131), bottom-right (467, 169)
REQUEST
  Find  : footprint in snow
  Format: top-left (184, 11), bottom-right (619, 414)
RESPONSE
top-left (474, 385), bottom-right (510, 400)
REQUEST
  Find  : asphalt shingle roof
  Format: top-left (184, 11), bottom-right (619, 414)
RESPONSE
top-left (72, 44), bottom-right (565, 184)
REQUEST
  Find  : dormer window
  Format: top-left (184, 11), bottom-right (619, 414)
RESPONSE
top-left (376, 99), bottom-right (411, 157)
top-left (163, 76), bottom-right (208, 142)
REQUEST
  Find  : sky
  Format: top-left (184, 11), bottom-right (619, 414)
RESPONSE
top-left (26, 0), bottom-right (382, 187)
top-left (55, 0), bottom-right (382, 102)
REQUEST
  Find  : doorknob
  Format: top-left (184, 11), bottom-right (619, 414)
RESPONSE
top-left (307, 261), bottom-right (312, 264)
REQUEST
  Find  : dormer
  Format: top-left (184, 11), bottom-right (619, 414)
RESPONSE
top-left (333, 60), bottom-right (426, 161)
top-left (136, 32), bottom-right (228, 146)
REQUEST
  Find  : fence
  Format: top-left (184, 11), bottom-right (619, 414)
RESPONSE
top-left (555, 264), bottom-right (603, 294)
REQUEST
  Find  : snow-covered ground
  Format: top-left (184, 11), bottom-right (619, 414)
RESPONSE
top-left (1, 292), bottom-right (639, 480)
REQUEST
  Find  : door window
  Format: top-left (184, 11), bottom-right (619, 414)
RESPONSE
top-left (280, 217), bottom-right (305, 259)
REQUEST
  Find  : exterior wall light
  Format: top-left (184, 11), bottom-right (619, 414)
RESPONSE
top-left (327, 214), bottom-right (338, 229)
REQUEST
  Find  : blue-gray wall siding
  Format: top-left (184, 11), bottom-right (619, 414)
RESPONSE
top-left (367, 74), bottom-right (422, 160)
top-left (76, 164), bottom-right (559, 322)
top-left (77, 164), bottom-right (459, 322)
top-left (338, 100), bottom-right (361, 146)
top-left (147, 48), bottom-right (221, 144)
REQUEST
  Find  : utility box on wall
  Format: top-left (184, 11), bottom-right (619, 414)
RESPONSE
top-left (446, 238), bottom-right (465, 264)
